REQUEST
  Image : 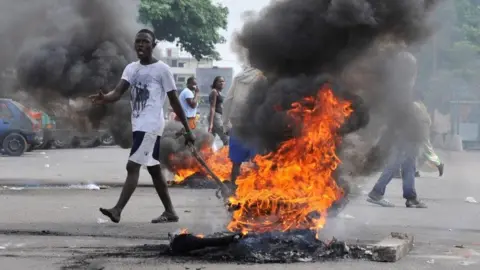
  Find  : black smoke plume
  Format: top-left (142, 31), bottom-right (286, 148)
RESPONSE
top-left (0, 0), bottom-right (140, 143)
top-left (232, 0), bottom-right (439, 188)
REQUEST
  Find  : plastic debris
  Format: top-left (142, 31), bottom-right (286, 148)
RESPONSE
top-left (68, 184), bottom-right (101, 190)
top-left (337, 213), bottom-right (355, 220)
top-left (465, 197), bottom-right (478, 204)
top-left (426, 259), bottom-right (435, 264)
top-left (97, 218), bottom-right (108, 224)
top-left (3, 186), bottom-right (24, 191)
top-left (44, 164), bottom-right (50, 168)
top-left (459, 261), bottom-right (476, 266)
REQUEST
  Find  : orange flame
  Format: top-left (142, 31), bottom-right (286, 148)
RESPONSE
top-left (170, 147), bottom-right (247, 183)
top-left (227, 86), bottom-right (352, 234)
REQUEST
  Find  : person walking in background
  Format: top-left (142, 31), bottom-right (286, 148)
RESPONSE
top-left (177, 76), bottom-right (199, 130)
top-left (208, 76), bottom-right (229, 146)
top-left (414, 92), bottom-right (444, 177)
top-left (223, 66), bottom-right (264, 186)
top-left (366, 51), bottom-right (427, 209)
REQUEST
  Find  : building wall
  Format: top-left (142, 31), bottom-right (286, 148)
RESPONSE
top-left (160, 47), bottom-right (214, 90)
top-left (195, 67), bottom-right (234, 96)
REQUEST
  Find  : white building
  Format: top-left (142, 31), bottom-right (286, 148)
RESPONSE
top-left (158, 47), bottom-right (214, 90)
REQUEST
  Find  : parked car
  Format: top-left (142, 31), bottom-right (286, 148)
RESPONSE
top-left (0, 99), bottom-right (43, 156)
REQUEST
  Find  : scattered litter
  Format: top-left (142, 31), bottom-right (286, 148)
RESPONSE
top-left (184, 210), bottom-right (191, 213)
top-left (62, 206), bottom-right (69, 209)
top-left (15, 243), bottom-right (25, 248)
top-left (40, 152), bottom-right (46, 155)
top-left (0, 243), bottom-right (11, 250)
top-left (3, 186), bottom-right (25, 191)
top-left (465, 197), bottom-right (477, 204)
top-left (97, 218), bottom-right (108, 224)
top-left (44, 164), bottom-right (50, 168)
top-left (455, 245), bottom-right (465, 249)
top-left (68, 184), bottom-right (101, 190)
top-left (449, 229), bottom-right (453, 231)
top-left (337, 213), bottom-right (355, 220)
top-left (459, 261), bottom-right (476, 266)
top-left (426, 259), bottom-right (435, 264)
top-left (297, 257), bottom-right (313, 262)
top-left (44, 156), bottom-right (49, 159)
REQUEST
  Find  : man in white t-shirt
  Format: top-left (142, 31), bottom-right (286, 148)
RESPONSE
top-left (177, 76), bottom-right (199, 129)
top-left (89, 29), bottom-right (195, 224)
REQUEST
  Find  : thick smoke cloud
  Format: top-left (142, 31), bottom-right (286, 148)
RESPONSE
top-left (0, 0), bottom-right (140, 142)
top-left (232, 0), bottom-right (439, 193)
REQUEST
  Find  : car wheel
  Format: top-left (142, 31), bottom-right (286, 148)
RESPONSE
top-left (100, 134), bottom-right (115, 146)
top-left (2, 133), bottom-right (28, 156)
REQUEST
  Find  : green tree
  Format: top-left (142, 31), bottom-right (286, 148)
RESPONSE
top-left (416, 0), bottom-right (480, 107)
top-left (138, 0), bottom-right (228, 60)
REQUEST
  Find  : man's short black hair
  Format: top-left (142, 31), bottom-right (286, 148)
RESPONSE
top-left (187, 76), bottom-right (196, 84)
top-left (137, 29), bottom-right (156, 42)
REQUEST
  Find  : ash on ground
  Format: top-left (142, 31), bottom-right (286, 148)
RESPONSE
top-left (166, 230), bottom-right (372, 263)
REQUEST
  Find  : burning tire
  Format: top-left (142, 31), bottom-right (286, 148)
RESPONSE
top-left (53, 138), bottom-right (70, 149)
top-left (2, 133), bottom-right (28, 156)
top-left (100, 133), bottom-right (115, 146)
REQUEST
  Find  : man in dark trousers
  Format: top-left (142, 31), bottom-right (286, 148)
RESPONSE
top-left (366, 51), bottom-right (427, 209)
top-left (223, 66), bottom-right (264, 186)
top-left (89, 29), bottom-right (195, 223)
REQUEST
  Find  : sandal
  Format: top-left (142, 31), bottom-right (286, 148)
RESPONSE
top-left (151, 212), bottom-right (179, 224)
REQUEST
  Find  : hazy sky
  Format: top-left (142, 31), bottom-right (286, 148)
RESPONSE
top-left (213, 0), bottom-right (271, 74)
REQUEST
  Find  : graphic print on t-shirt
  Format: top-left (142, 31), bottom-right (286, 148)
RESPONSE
top-left (130, 81), bottom-right (151, 118)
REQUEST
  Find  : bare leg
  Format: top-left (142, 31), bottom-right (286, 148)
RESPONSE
top-left (99, 161), bottom-right (141, 223)
top-left (148, 165), bottom-right (179, 223)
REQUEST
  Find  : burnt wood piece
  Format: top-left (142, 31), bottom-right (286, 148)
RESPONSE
top-left (170, 233), bottom-right (243, 254)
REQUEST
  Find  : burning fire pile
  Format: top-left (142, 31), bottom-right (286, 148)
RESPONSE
top-left (165, 86), bottom-right (368, 263)
top-left (227, 86), bottom-right (352, 234)
top-left (167, 145), bottom-right (249, 189)
top-left (169, 146), bottom-right (231, 183)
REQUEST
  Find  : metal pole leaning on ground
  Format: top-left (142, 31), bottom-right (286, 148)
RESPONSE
top-left (186, 143), bottom-right (232, 201)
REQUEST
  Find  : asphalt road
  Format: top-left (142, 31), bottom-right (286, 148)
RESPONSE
top-left (0, 147), bottom-right (479, 269)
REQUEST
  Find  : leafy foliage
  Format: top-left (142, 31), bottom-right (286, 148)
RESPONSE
top-left (139, 0), bottom-right (228, 60)
top-left (416, 0), bottom-right (480, 107)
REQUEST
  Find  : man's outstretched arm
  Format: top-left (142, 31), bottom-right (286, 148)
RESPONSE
top-left (90, 79), bottom-right (130, 104)
top-left (104, 80), bottom-right (131, 102)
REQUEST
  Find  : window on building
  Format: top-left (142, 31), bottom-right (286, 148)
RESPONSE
top-left (171, 60), bottom-right (178, 67)
top-left (177, 76), bottom-right (186, 83)
top-left (178, 62), bottom-right (185, 68)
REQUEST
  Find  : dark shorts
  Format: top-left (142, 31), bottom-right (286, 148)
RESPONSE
top-left (129, 131), bottom-right (161, 165)
top-left (229, 134), bottom-right (256, 163)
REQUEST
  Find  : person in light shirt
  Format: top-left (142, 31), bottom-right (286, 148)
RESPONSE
top-left (177, 77), bottom-right (199, 129)
top-left (89, 29), bottom-right (195, 224)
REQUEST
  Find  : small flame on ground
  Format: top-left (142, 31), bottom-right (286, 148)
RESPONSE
top-left (227, 86), bottom-right (352, 234)
top-left (170, 147), bottom-right (246, 183)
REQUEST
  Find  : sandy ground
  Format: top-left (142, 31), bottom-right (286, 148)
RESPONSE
top-left (0, 147), bottom-right (480, 269)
